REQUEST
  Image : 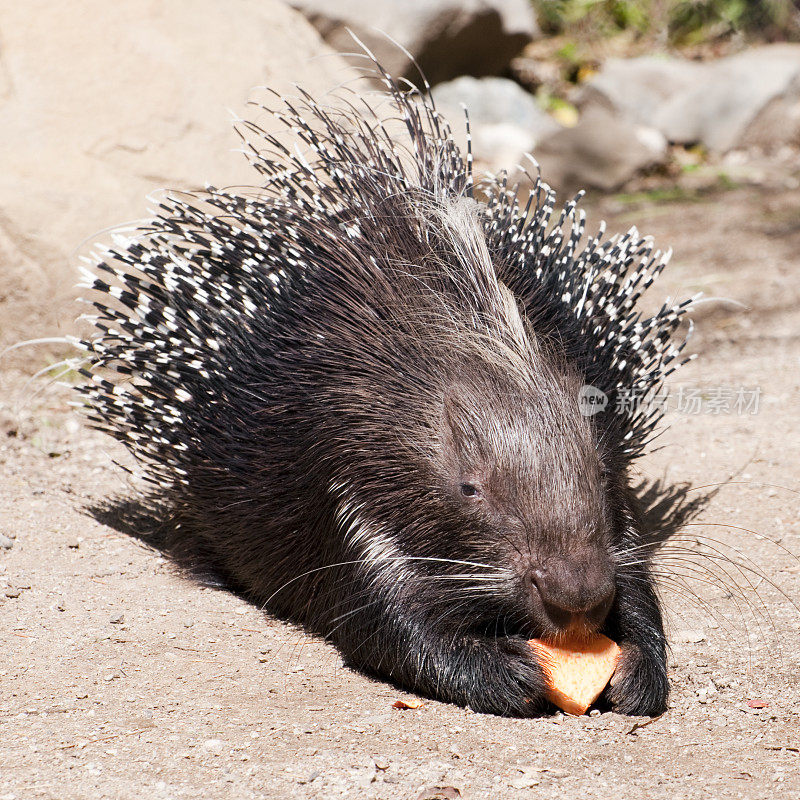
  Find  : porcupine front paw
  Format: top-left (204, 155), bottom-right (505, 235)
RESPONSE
top-left (606, 642), bottom-right (669, 716)
top-left (444, 636), bottom-right (550, 717)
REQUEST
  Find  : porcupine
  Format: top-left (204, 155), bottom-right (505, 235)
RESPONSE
top-left (73, 55), bottom-right (694, 717)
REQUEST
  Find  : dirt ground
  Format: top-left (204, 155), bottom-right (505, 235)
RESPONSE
top-left (1, 177), bottom-right (799, 799)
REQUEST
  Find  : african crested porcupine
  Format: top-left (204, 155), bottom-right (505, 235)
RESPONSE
top-left (73, 56), bottom-right (693, 717)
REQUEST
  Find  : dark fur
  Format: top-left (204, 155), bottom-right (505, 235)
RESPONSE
top-left (75, 60), bottom-right (691, 716)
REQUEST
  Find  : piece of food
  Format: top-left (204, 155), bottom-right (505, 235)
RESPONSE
top-left (392, 698), bottom-right (424, 710)
top-left (528, 634), bottom-right (621, 715)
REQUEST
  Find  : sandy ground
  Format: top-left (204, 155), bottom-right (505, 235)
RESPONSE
top-left (1, 180), bottom-right (799, 799)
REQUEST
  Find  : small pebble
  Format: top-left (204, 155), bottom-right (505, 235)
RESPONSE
top-left (677, 629), bottom-right (706, 643)
top-left (510, 776), bottom-right (540, 788)
top-left (109, 615), bottom-right (124, 625)
top-left (0, 533), bottom-right (15, 550)
top-left (547, 769), bottom-right (570, 779)
top-left (298, 769), bottom-right (321, 784)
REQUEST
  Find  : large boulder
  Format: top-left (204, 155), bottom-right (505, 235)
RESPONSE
top-left (660, 45), bottom-right (800, 152)
top-left (289, 0), bottom-right (539, 87)
top-left (579, 45), bottom-right (800, 153)
top-left (0, 0), bottom-right (356, 359)
top-left (578, 56), bottom-right (704, 127)
top-left (533, 105), bottom-right (668, 194)
top-left (432, 76), bottom-right (561, 175)
top-left (432, 76), bottom-right (667, 194)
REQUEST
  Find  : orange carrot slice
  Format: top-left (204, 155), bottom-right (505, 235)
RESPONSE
top-left (528, 634), bottom-right (621, 715)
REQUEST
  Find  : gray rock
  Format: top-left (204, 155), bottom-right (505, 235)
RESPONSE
top-left (289, 0), bottom-right (538, 87)
top-left (433, 76), bottom-right (558, 135)
top-left (534, 105), bottom-right (667, 193)
top-left (580, 45), bottom-right (800, 153)
top-left (432, 77), bottom-right (561, 173)
top-left (655, 46), bottom-right (800, 151)
top-left (577, 56), bottom-right (704, 126)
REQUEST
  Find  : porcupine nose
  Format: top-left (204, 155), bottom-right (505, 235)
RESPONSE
top-left (532, 556), bottom-right (616, 631)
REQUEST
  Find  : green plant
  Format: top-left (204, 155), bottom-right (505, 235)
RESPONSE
top-left (530, 0), bottom-right (800, 43)
top-left (669, 0), bottom-right (799, 43)
top-left (534, 0), bottom-right (657, 35)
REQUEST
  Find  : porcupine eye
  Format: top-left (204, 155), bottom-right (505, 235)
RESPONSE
top-left (460, 483), bottom-right (479, 497)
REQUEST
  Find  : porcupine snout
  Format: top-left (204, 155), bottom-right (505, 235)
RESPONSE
top-left (529, 553), bottom-right (616, 633)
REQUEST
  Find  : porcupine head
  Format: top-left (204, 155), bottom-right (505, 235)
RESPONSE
top-left (73, 52), bottom-right (694, 717)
